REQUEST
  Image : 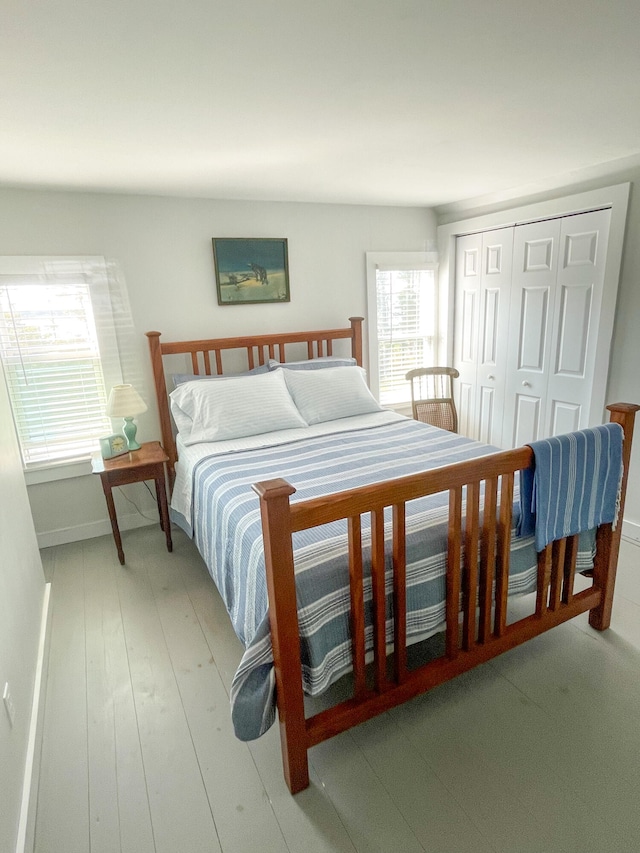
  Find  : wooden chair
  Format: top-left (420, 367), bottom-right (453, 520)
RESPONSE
top-left (405, 367), bottom-right (459, 432)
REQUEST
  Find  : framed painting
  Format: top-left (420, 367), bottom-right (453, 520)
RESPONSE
top-left (212, 238), bottom-right (290, 305)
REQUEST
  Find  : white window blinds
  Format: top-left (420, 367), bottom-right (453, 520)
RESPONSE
top-left (367, 254), bottom-right (440, 407)
top-left (0, 257), bottom-right (124, 468)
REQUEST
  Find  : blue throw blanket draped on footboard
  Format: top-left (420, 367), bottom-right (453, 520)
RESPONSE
top-left (517, 423), bottom-right (624, 552)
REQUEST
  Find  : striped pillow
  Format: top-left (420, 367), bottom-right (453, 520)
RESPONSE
top-left (170, 369), bottom-right (307, 444)
top-left (282, 365), bottom-right (383, 425)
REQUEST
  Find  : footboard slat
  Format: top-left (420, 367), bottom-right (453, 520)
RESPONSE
top-left (392, 503), bottom-right (408, 683)
top-left (494, 472), bottom-right (514, 636)
top-left (536, 545), bottom-right (552, 616)
top-left (479, 476), bottom-right (498, 643)
top-left (562, 535), bottom-right (579, 604)
top-left (447, 486), bottom-right (463, 658)
top-left (371, 508), bottom-right (388, 691)
top-left (463, 482), bottom-right (480, 650)
top-left (348, 516), bottom-right (367, 698)
top-left (550, 539), bottom-right (565, 611)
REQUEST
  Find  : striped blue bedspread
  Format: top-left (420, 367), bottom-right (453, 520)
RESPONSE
top-left (188, 418), bottom-right (596, 740)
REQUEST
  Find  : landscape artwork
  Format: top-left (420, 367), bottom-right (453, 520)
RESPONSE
top-left (213, 238), bottom-right (290, 305)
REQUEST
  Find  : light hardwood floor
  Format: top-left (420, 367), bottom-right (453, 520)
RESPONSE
top-left (35, 526), bottom-right (640, 853)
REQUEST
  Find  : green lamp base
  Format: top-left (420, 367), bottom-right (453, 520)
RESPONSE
top-left (122, 416), bottom-right (141, 451)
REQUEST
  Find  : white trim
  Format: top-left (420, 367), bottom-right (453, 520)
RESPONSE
top-left (365, 251), bottom-right (441, 403)
top-left (24, 459), bottom-right (92, 485)
top-left (15, 583), bottom-right (51, 853)
top-left (622, 518), bottom-right (640, 544)
top-left (36, 510), bottom-right (156, 549)
top-left (436, 183), bottom-right (631, 416)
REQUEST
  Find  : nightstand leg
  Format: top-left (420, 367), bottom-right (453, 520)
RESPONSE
top-left (102, 482), bottom-right (125, 565)
top-left (155, 475), bottom-right (173, 553)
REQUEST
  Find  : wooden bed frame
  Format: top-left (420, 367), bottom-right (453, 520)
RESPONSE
top-left (146, 319), bottom-right (639, 795)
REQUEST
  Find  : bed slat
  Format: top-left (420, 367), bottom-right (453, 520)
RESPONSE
top-left (536, 545), bottom-right (552, 615)
top-left (348, 516), bottom-right (367, 699)
top-left (392, 503), bottom-right (407, 683)
top-left (562, 535), bottom-right (579, 604)
top-left (463, 481), bottom-right (480, 650)
top-left (550, 539), bottom-right (565, 611)
top-left (494, 472), bottom-right (514, 636)
top-left (371, 509), bottom-right (388, 692)
top-left (479, 476), bottom-right (498, 643)
top-left (446, 486), bottom-right (463, 659)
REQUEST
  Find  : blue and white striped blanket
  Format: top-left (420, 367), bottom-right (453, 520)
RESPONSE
top-left (185, 417), bottom-right (596, 740)
top-left (517, 423), bottom-right (624, 552)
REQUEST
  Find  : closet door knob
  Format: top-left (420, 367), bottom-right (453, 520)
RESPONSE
top-left (522, 381), bottom-right (531, 387)
top-left (487, 374), bottom-right (495, 381)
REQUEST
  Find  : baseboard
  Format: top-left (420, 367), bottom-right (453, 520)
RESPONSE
top-left (15, 582), bottom-right (51, 853)
top-left (622, 518), bottom-right (640, 544)
top-left (36, 512), bottom-right (156, 548)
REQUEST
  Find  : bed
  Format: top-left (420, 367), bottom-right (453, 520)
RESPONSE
top-left (146, 318), bottom-right (639, 794)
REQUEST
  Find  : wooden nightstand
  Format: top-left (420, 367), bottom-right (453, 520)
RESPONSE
top-left (91, 440), bottom-right (173, 565)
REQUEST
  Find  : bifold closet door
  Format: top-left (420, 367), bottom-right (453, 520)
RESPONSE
top-left (453, 228), bottom-right (513, 445)
top-left (502, 208), bottom-right (612, 447)
top-left (544, 208), bottom-right (612, 435)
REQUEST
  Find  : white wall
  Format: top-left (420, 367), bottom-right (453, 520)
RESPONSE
top-left (436, 166), bottom-right (640, 539)
top-left (0, 361), bottom-right (46, 853)
top-left (0, 187), bottom-right (436, 543)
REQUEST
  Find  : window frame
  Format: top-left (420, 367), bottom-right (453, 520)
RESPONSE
top-left (0, 256), bottom-right (124, 482)
top-left (366, 251), bottom-right (442, 410)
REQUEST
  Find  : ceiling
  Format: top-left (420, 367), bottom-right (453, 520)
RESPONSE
top-left (2, 0), bottom-right (640, 208)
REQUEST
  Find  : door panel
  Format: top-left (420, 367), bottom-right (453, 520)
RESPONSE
top-left (554, 283), bottom-right (592, 376)
top-left (549, 400), bottom-right (582, 435)
top-left (517, 286), bottom-right (550, 372)
top-left (511, 394), bottom-right (542, 448)
top-left (503, 218), bottom-right (561, 445)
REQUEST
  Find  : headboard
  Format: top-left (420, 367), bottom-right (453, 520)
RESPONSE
top-left (146, 316), bottom-right (364, 488)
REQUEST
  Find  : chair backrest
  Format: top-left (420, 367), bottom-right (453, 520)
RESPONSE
top-left (405, 367), bottom-right (459, 432)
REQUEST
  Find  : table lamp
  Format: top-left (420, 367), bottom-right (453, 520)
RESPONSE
top-left (106, 384), bottom-right (148, 451)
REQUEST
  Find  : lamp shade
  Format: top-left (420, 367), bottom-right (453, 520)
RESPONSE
top-left (106, 384), bottom-right (148, 418)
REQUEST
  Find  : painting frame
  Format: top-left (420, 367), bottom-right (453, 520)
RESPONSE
top-left (212, 237), bottom-right (290, 305)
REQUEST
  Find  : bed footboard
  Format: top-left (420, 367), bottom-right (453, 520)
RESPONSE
top-left (254, 403), bottom-right (639, 794)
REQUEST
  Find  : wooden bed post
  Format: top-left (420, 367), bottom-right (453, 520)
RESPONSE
top-left (589, 402), bottom-right (640, 630)
top-left (252, 478), bottom-right (310, 794)
top-left (349, 316), bottom-right (364, 366)
top-left (146, 331), bottom-right (177, 489)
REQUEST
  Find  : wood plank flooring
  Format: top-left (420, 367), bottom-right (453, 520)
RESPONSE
top-left (35, 527), bottom-right (640, 853)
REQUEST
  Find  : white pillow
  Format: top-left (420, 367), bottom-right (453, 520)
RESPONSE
top-left (170, 369), bottom-right (308, 444)
top-left (282, 365), bottom-right (383, 425)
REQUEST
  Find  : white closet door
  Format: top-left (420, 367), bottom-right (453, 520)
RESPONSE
top-left (453, 232), bottom-right (482, 437)
top-left (545, 208), bottom-right (612, 435)
top-left (475, 228), bottom-right (514, 446)
top-left (502, 218), bottom-right (561, 448)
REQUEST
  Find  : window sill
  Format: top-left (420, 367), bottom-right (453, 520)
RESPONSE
top-left (24, 458), bottom-right (93, 485)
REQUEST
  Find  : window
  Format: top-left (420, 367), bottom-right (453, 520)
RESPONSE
top-left (0, 257), bottom-right (127, 472)
top-left (366, 252), bottom-right (441, 408)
